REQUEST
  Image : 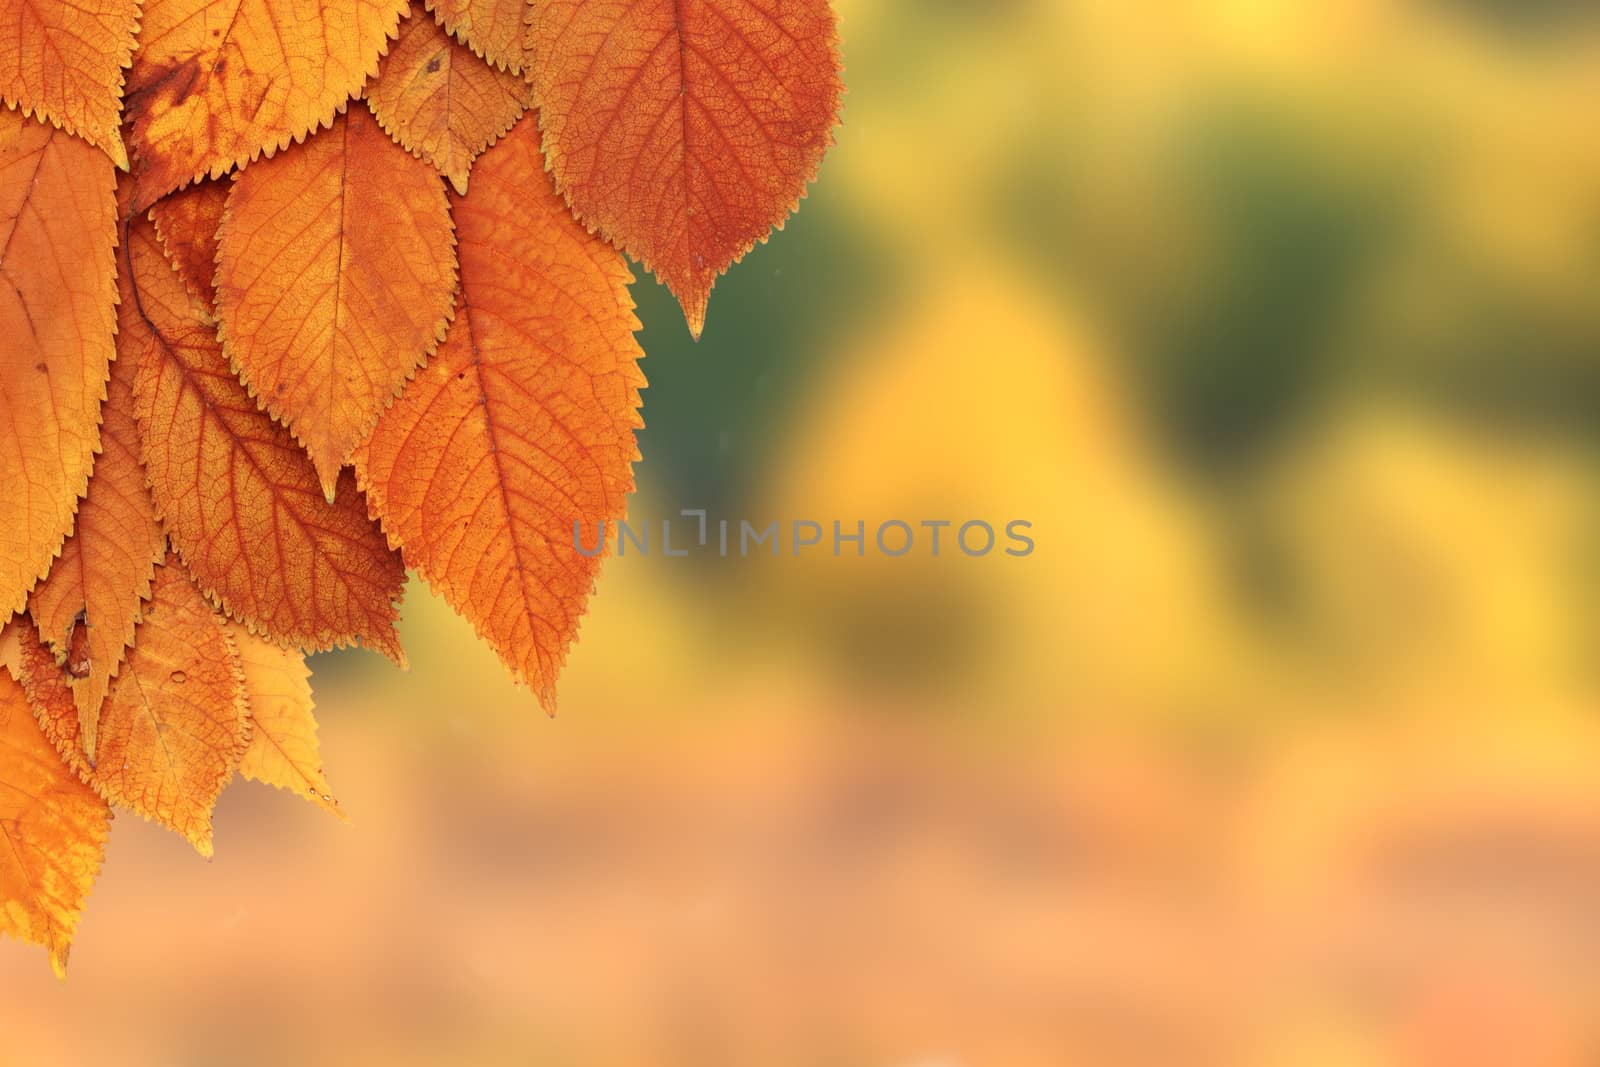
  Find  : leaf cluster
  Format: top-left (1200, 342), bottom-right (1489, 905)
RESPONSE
top-left (0, 0), bottom-right (841, 976)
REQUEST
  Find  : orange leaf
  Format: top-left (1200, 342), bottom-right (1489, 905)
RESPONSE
top-left (215, 102), bottom-right (457, 497)
top-left (356, 119), bottom-right (643, 708)
top-left (119, 211), bottom-right (408, 660)
top-left (0, 0), bottom-right (140, 168)
top-left (148, 179), bottom-right (229, 308)
top-left (0, 670), bottom-right (111, 979)
top-left (230, 623), bottom-right (343, 819)
top-left (0, 619), bottom-right (19, 679)
top-left (425, 0), bottom-right (529, 72)
top-left (527, 0), bottom-right (842, 337)
top-left (28, 349), bottom-right (166, 765)
top-left (0, 108), bottom-right (116, 618)
top-left (123, 0), bottom-right (411, 209)
top-left (20, 557), bottom-right (249, 857)
top-left (367, 3), bottom-right (534, 195)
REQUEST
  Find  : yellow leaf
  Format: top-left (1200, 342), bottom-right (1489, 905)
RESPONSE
top-left (425, 0), bottom-right (529, 72)
top-left (28, 347), bottom-right (165, 764)
top-left (0, 0), bottom-right (140, 168)
top-left (230, 623), bottom-right (344, 820)
top-left (0, 107), bottom-right (115, 619)
top-left (367, 2), bottom-right (534, 196)
top-left (123, 0), bottom-right (410, 209)
top-left (0, 669), bottom-right (111, 979)
top-left (21, 557), bottom-right (250, 857)
top-left (215, 102), bottom-right (457, 499)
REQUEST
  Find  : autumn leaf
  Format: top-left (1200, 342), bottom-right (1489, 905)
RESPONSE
top-left (527, 0), bottom-right (843, 337)
top-left (123, 0), bottom-right (411, 209)
top-left (20, 557), bottom-right (249, 857)
top-left (0, 0), bottom-right (141, 168)
top-left (215, 102), bottom-right (457, 497)
top-left (0, 620), bottom-right (19, 679)
top-left (28, 348), bottom-right (166, 765)
top-left (425, 0), bottom-right (528, 72)
top-left (148, 179), bottom-right (229, 308)
top-left (230, 624), bottom-right (344, 819)
top-left (0, 107), bottom-right (116, 620)
top-left (0, 670), bottom-right (111, 980)
top-left (356, 118), bottom-right (644, 708)
top-left (366, 2), bottom-right (534, 195)
top-left (119, 211), bottom-right (408, 660)
top-left (0, 0), bottom-right (843, 976)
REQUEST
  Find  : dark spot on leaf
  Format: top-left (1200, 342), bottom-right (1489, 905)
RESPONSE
top-left (169, 63), bottom-right (202, 108)
top-left (134, 57), bottom-right (203, 109)
top-left (65, 612), bottom-right (91, 680)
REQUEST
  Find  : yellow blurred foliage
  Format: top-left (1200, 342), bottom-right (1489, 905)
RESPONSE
top-left (757, 261), bottom-right (1265, 725)
top-left (10, 1), bottom-right (1600, 1063)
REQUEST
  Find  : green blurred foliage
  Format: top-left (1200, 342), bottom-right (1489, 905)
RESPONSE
top-left (627, 198), bottom-right (893, 516)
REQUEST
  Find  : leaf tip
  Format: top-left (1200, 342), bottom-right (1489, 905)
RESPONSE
top-left (314, 789), bottom-right (351, 823)
top-left (679, 288), bottom-right (709, 341)
top-left (370, 627), bottom-right (408, 670)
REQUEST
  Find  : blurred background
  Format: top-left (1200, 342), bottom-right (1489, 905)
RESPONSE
top-left (8, 1), bottom-right (1600, 1063)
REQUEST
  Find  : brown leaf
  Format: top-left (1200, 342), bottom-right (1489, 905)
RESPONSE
top-left (356, 118), bottom-right (643, 707)
top-left (119, 209), bottom-right (408, 660)
top-left (527, 0), bottom-right (843, 337)
top-left (148, 179), bottom-right (230, 309)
